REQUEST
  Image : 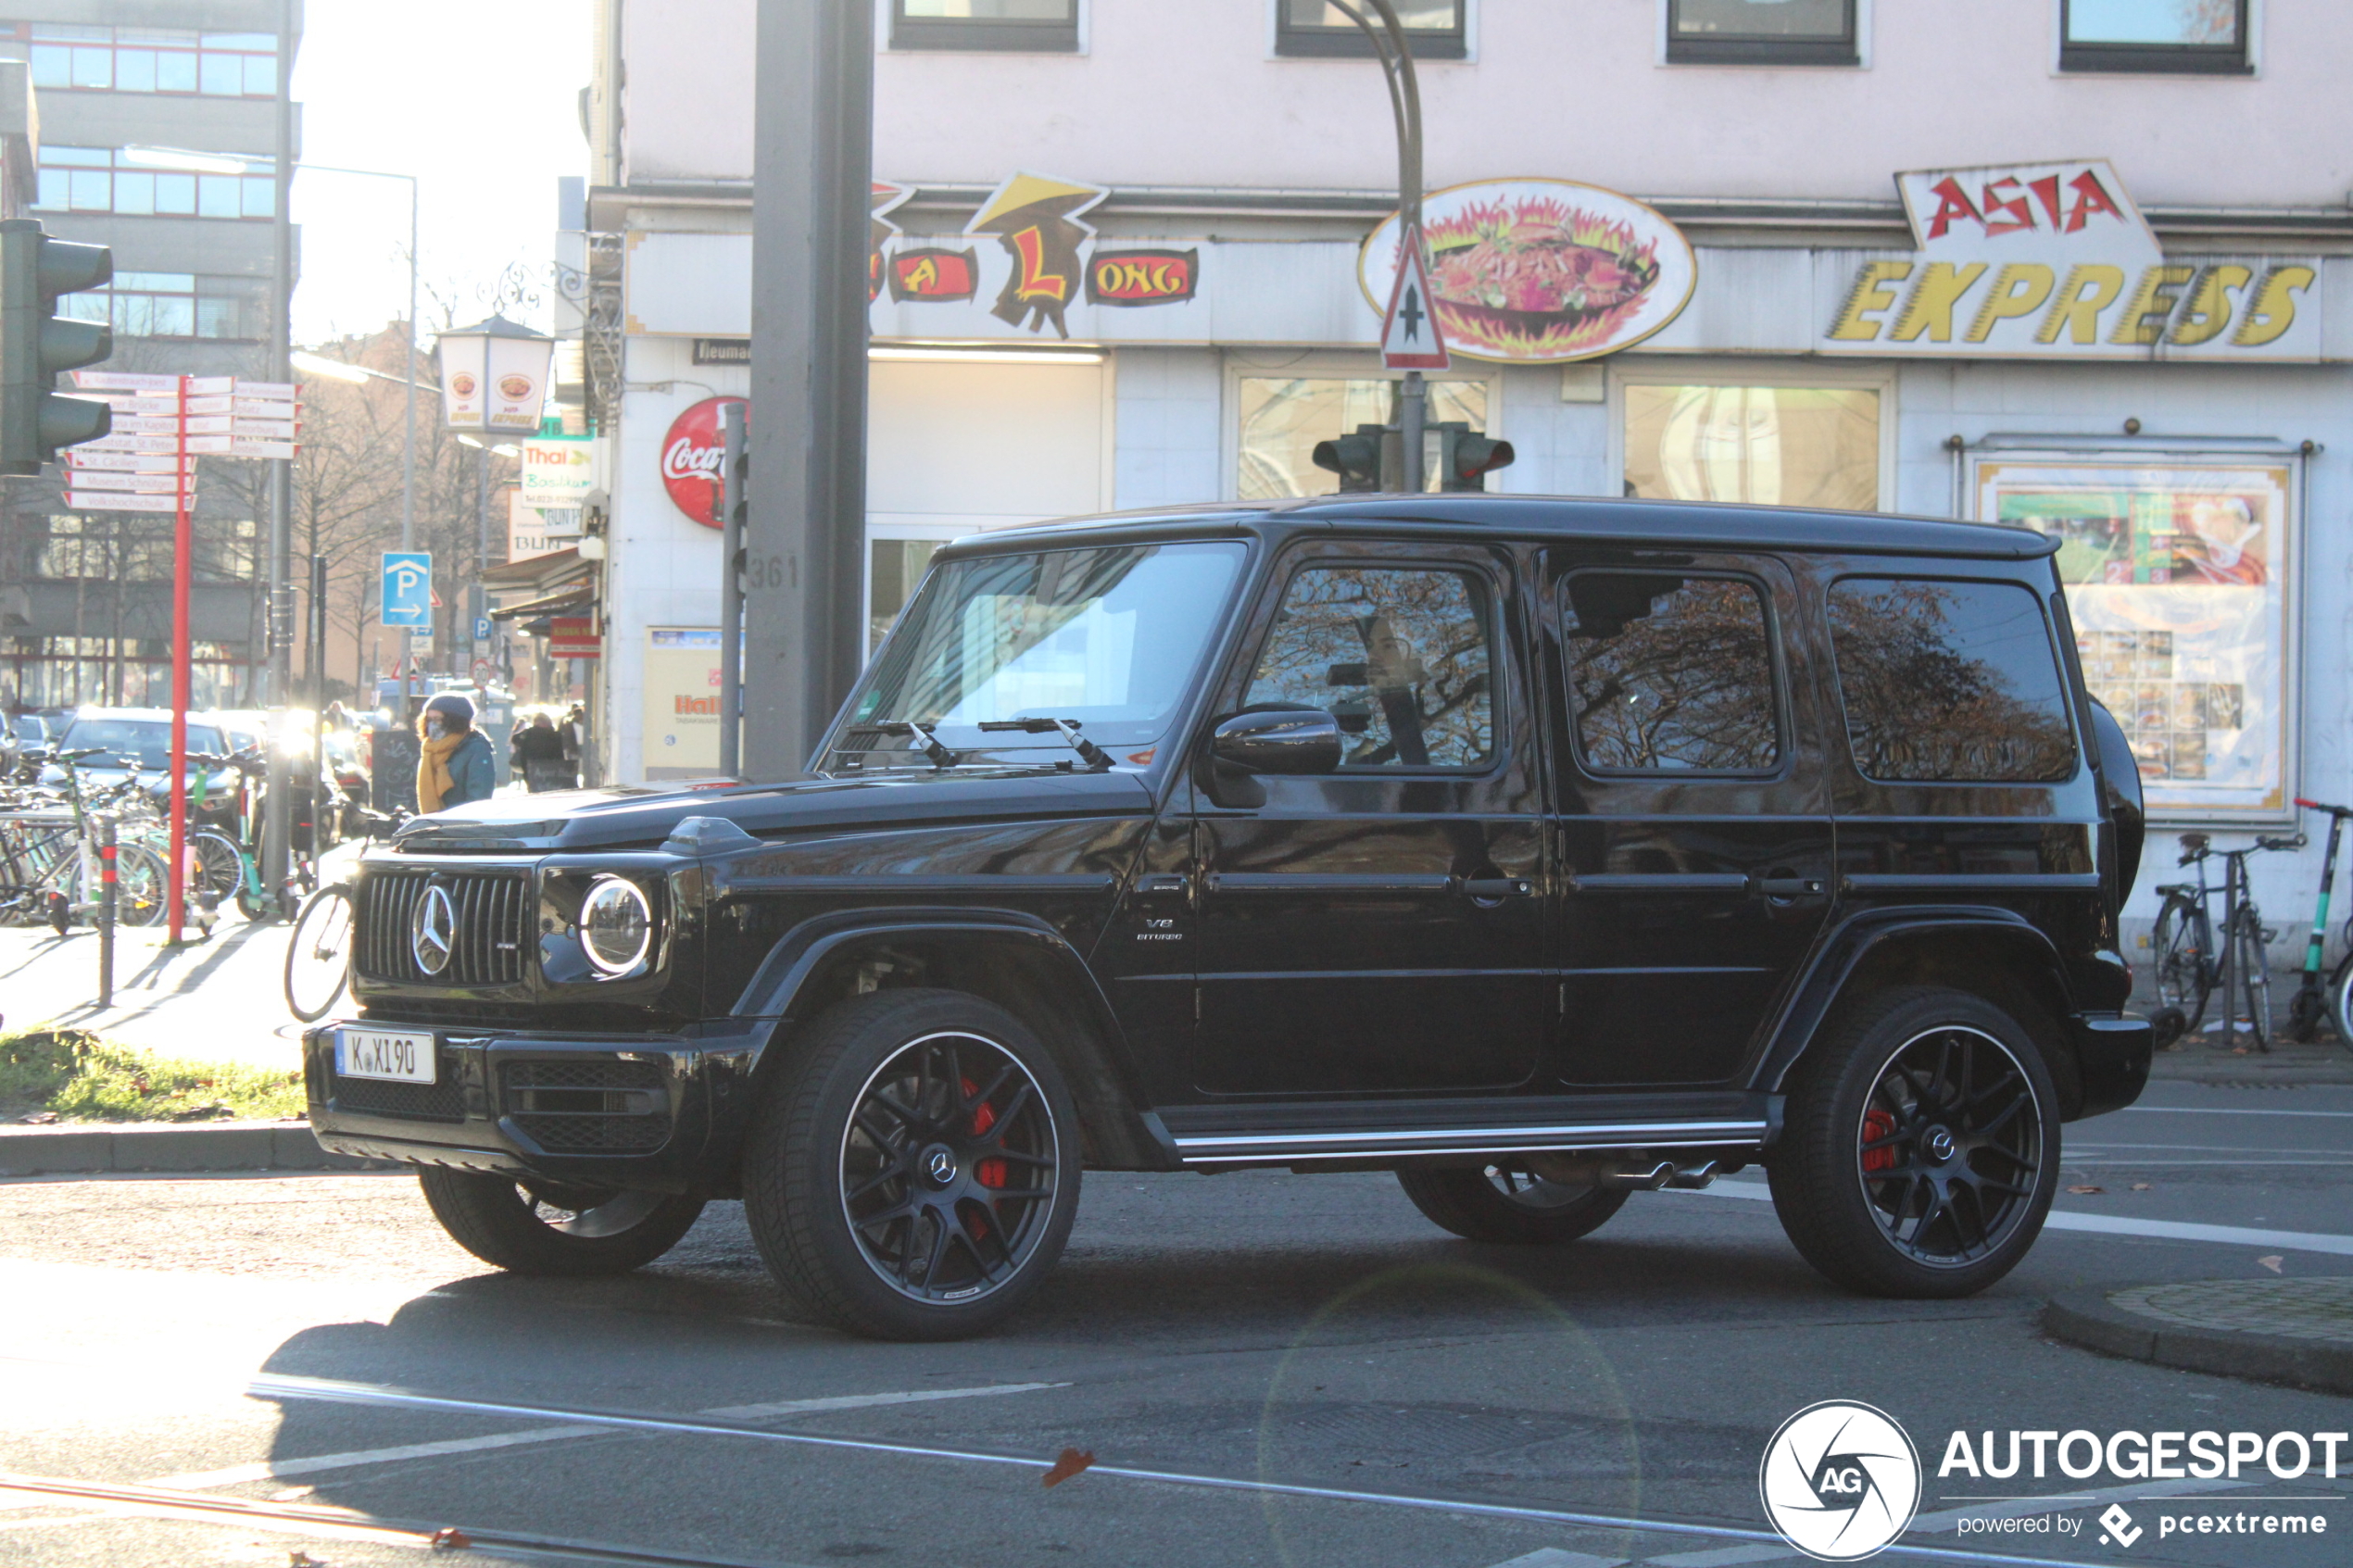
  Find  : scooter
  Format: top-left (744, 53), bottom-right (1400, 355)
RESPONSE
top-left (2286, 796), bottom-right (2353, 1043)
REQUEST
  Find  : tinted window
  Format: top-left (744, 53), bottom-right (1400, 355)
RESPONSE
top-left (1565, 573), bottom-right (1780, 773)
top-left (1244, 565), bottom-right (1495, 769)
top-left (1828, 579), bottom-right (2076, 783)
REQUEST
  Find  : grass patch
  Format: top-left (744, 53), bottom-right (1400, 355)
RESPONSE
top-left (0, 1027), bottom-right (304, 1123)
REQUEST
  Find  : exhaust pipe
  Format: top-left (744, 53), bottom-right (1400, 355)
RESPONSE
top-left (1522, 1154), bottom-right (1721, 1191)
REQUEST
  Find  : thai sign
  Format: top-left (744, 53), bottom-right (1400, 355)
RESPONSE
top-left (1360, 180), bottom-right (1697, 364)
top-left (1822, 160), bottom-right (2322, 360)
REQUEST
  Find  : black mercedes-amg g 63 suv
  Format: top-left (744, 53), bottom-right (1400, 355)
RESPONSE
top-left (308, 494), bottom-right (2151, 1340)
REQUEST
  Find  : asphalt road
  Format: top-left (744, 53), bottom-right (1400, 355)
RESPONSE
top-left (2, 1080), bottom-right (2351, 1568)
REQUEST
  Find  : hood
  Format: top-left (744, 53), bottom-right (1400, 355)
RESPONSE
top-left (387, 768), bottom-right (1159, 854)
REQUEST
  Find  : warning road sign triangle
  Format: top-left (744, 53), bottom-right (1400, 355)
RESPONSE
top-left (1380, 226), bottom-right (1450, 371)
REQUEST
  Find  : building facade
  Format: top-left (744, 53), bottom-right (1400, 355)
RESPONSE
top-left (578, 0), bottom-right (2353, 947)
top-left (0, 0), bottom-right (295, 712)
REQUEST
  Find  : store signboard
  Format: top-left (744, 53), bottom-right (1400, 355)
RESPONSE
top-left (1975, 454), bottom-right (2296, 821)
top-left (521, 434), bottom-right (598, 508)
top-left (548, 616), bottom-right (600, 659)
top-left (1823, 159), bottom-right (2322, 360)
top-left (509, 491), bottom-right (559, 561)
top-left (1361, 180), bottom-right (1696, 365)
top-left (643, 627), bottom-right (723, 778)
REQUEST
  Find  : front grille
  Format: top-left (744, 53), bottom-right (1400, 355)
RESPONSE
top-left (501, 1059), bottom-right (671, 1154)
top-left (331, 1046), bottom-right (467, 1123)
top-left (358, 870), bottom-right (532, 985)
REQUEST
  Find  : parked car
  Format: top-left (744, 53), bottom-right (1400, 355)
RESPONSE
top-left (43, 709), bottom-right (233, 816)
top-left (307, 495), bottom-right (2151, 1340)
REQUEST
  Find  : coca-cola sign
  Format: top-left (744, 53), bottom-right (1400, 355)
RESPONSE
top-left (661, 395), bottom-right (746, 529)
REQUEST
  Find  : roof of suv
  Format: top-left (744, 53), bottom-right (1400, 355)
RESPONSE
top-left (959, 493), bottom-right (2058, 561)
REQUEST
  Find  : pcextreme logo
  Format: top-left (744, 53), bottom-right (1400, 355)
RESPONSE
top-left (1760, 1401), bottom-right (1923, 1562)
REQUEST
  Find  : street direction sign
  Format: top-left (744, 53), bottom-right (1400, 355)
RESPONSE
top-left (382, 551), bottom-right (433, 628)
top-left (1379, 224), bottom-right (1451, 371)
top-left (473, 616), bottom-right (493, 642)
top-left (66, 491), bottom-right (176, 512)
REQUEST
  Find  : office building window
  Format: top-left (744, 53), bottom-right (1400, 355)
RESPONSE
top-left (4, 22), bottom-right (278, 96)
top-left (890, 1), bottom-right (1079, 52)
top-left (1277, 0), bottom-right (1466, 58)
top-left (33, 146), bottom-right (275, 220)
top-left (2061, 0), bottom-right (2248, 73)
top-left (1667, 0), bottom-right (1858, 64)
top-left (58, 273), bottom-right (265, 341)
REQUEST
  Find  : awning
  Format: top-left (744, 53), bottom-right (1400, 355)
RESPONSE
top-left (490, 583), bottom-right (596, 622)
top-left (485, 546), bottom-right (589, 590)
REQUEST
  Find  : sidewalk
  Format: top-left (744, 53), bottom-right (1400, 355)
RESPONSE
top-left (0, 917), bottom-right (308, 1072)
top-left (2045, 1279), bottom-right (2353, 1395)
top-left (2130, 967), bottom-right (2353, 1086)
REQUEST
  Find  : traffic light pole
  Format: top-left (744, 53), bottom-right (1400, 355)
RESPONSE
top-left (1335, 0), bottom-right (1427, 493)
top-left (746, 0), bottom-right (875, 775)
top-left (260, 0), bottom-right (296, 905)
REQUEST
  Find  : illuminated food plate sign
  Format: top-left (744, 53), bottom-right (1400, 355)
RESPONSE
top-left (1359, 179), bottom-right (1698, 364)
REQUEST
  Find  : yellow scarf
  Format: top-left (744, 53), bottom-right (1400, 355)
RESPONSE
top-left (416, 731), bottom-right (465, 813)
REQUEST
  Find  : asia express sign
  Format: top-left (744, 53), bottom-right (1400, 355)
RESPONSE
top-left (1820, 160), bottom-right (2322, 360)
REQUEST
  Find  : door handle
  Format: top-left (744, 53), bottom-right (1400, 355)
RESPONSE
top-left (1752, 875), bottom-right (1826, 898)
top-left (1459, 876), bottom-right (1534, 899)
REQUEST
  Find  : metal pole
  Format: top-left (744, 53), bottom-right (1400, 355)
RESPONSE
top-left (309, 552), bottom-right (327, 848)
top-left (95, 814), bottom-right (114, 1007)
top-left (747, 0), bottom-right (875, 776)
top-left (167, 375), bottom-right (191, 944)
top-left (718, 399), bottom-right (745, 778)
top-left (261, 0), bottom-right (296, 903)
top-left (400, 179), bottom-right (417, 718)
top-left (1336, 1), bottom-right (1426, 493)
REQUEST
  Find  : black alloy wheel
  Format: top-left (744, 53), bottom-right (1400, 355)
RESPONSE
top-left (417, 1167), bottom-right (705, 1276)
top-left (1397, 1162), bottom-right (1629, 1245)
top-left (744, 988), bottom-right (1081, 1340)
top-left (1770, 985), bottom-right (2058, 1298)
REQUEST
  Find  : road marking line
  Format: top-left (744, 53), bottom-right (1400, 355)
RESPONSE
top-left (1486, 1549), bottom-right (1627, 1568)
top-left (2120, 1107), bottom-right (2353, 1119)
top-left (1685, 1182), bottom-right (2353, 1256)
top-left (222, 1371), bottom-right (2123, 1568)
top-left (1644, 1548), bottom-right (1796, 1567)
top-left (155, 1381), bottom-right (1068, 1491)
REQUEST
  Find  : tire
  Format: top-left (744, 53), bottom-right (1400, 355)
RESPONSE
top-left (416, 1168), bottom-right (704, 1277)
top-left (2233, 909), bottom-right (2273, 1050)
top-left (110, 844), bottom-right (169, 927)
top-left (2330, 952), bottom-right (2353, 1049)
top-left (283, 884), bottom-right (355, 1022)
top-left (190, 833), bottom-right (242, 903)
top-left (2150, 894), bottom-right (2211, 1037)
top-left (741, 988), bottom-right (1082, 1341)
top-left (1768, 985), bottom-right (2058, 1298)
top-left (1396, 1163), bottom-right (1629, 1245)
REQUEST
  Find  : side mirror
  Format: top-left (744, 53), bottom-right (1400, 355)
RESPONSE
top-left (1210, 708), bottom-right (1344, 775)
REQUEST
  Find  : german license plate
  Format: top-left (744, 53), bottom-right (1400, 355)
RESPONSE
top-left (335, 1028), bottom-right (435, 1085)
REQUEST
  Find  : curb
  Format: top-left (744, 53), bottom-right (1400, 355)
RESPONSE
top-left (0, 1120), bottom-right (384, 1177)
top-left (2044, 1289), bottom-right (2353, 1397)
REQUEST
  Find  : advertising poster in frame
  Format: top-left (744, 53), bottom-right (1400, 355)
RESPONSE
top-left (1973, 454), bottom-right (2297, 822)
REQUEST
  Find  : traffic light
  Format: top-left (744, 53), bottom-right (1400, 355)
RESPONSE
top-left (1312, 423), bottom-right (1385, 494)
top-left (0, 219), bottom-right (112, 476)
top-left (1437, 423), bottom-right (1516, 492)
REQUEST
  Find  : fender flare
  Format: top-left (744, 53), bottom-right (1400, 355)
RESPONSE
top-left (728, 906), bottom-right (1172, 1166)
top-left (1749, 906), bottom-right (2078, 1097)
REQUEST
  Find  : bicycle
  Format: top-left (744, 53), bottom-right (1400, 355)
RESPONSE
top-left (283, 878), bottom-right (356, 1021)
top-left (2284, 797), bottom-right (2353, 1045)
top-left (2150, 831), bottom-right (2299, 1052)
top-left (185, 748), bottom-right (294, 922)
top-left (0, 747), bottom-right (170, 932)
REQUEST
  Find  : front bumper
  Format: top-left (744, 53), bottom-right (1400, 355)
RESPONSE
top-left (2069, 1010), bottom-right (2154, 1120)
top-left (303, 1017), bottom-right (774, 1195)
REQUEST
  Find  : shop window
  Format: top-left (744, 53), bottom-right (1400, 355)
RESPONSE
top-left (890, 0), bottom-right (1079, 52)
top-left (1237, 376), bottom-right (1490, 499)
top-left (1277, 1), bottom-right (1466, 59)
top-left (1667, 0), bottom-right (1858, 64)
top-left (1564, 573), bottom-right (1781, 774)
top-left (1621, 383), bottom-right (1880, 512)
top-left (1244, 565), bottom-right (1496, 769)
top-left (1828, 579), bottom-right (2077, 784)
top-left (2061, 0), bottom-right (2249, 73)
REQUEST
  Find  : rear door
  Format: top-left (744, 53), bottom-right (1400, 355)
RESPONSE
top-left (1545, 551), bottom-right (1837, 1086)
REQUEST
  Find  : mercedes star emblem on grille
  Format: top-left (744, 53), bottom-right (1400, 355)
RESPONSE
top-left (411, 884), bottom-right (457, 975)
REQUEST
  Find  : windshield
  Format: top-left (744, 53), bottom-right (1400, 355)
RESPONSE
top-left (60, 718), bottom-right (225, 770)
top-left (837, 541), bottom-right (1245, 769)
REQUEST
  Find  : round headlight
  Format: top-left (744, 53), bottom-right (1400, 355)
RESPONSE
top-left (580, 875), bottom-right (652, 975)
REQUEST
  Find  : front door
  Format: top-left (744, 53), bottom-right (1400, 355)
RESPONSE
top-left (1189, 540), bottom-right (1548, 1097)
top-left (1546, 552), bottom-right (1837, 1086)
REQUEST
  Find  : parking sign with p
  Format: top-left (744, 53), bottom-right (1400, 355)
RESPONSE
top-left (382, 551), bottom-right (432, 628)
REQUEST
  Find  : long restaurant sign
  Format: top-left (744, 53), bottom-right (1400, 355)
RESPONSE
top-left (1819, 159), bottom-right (2322, 360)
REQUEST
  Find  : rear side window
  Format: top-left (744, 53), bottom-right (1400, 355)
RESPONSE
top-left (1242, 564), bottom-right (1495, 769)
top-left (1563, 572), bottom-right (1781, 773)
top-left (1828, 578), bottom-right (2077, 783)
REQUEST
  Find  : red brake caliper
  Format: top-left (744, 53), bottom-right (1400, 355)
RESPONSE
top-left (960, 1077), bottom-right (1007, 1208)
top-left (1861, 1108), bottom-right (1898, 1173)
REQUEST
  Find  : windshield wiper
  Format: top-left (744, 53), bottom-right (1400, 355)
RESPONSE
top-left (859, 721), bottom-right (962, 769)
top-left (978, 717), bottom-right (1112, 771)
